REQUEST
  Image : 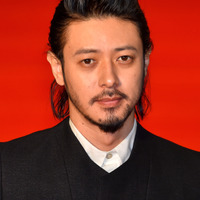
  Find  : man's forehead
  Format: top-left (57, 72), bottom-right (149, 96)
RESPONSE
top-left (63, 17), bottom-right (142, 54)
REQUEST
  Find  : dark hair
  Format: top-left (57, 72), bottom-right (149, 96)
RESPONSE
top-left (49, 0), bottom-right (153, 121)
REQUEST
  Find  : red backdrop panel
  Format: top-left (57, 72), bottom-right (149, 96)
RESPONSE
top-left (0, 0), bottom-right (200, 151)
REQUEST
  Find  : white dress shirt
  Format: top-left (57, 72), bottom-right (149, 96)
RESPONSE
top-left (69, 119), bottom-right (137, 173)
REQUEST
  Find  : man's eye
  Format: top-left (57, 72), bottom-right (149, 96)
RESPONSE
top-left (82, 59), bottom-right (94, 65)
top-left (118, 56), bottom-right (133, 62)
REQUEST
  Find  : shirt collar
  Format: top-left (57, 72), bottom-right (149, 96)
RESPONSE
top-left (69, 118), bottom-right (137, 169)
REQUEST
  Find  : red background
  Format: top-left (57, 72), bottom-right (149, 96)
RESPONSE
top-left (0, 0), bottom-right (199, 151)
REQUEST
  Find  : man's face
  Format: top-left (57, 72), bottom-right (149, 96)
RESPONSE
top-left (54, 17), bottom-right (148, 133)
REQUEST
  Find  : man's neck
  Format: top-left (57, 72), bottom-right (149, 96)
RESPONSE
top-left (69, 111), bottom-right (135, 151)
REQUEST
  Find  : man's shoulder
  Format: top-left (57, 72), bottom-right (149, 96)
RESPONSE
top-left (137, 123), bottom-right (200, 167)
top-left (1, 118), bottom-right (69, 157)
top-left (0, 119), bottom-right (72, 198)
top-left (137, 123), bottom-right (199, 153)
top-left (137, 124), bottom-right (200, 192)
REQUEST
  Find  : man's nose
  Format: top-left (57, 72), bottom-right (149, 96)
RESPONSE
top-left (98, 61), bottom-right (120, 88)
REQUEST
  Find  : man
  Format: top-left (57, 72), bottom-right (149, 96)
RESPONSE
top-left (0, 0), bottom-right (199, 199)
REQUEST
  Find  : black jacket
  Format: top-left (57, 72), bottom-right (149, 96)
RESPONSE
top-left (0, 117), bottom-right (200, 200)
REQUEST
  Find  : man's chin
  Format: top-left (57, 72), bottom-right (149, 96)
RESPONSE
top-left (85, 117), bottom-right (126, 133)
top-left (84, 112), bottom-right (132, 134)
top-left (81, 103), bottom-right (134, 133)
top-left (97, 120), bottom-right (126, 133)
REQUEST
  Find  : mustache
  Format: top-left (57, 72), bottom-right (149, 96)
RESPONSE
top-left (89, 89), bottom-right (128, 105)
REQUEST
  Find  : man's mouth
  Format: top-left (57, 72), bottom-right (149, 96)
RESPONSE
top-left (89, 89), bottom-right (128, 106)
top-left (95, 96), bottom-right (123, 107)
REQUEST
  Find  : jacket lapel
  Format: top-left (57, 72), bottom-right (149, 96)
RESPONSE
top-left (98, 123), bottom-right (152, 200)
top-left (55, 118), bottom-right (107, 200)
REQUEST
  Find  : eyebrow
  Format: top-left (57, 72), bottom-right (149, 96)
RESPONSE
top-left (114, 45), bottom-right (137, 52)
top-left (73, 45), bottom-right (137, 57)
top-left (73, 49), bottom-right (100, 56)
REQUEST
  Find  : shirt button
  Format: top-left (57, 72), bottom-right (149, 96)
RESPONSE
top-left (106, 153), bottom-right (113, 159)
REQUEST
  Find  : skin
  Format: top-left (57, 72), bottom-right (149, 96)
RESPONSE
top-left (47, 17), bottom-right (150, 151)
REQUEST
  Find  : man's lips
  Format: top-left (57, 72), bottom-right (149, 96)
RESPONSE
top-left (89, 89), bottom-right (128, 106)
top-left (95, 97), bottom-right (123, 107)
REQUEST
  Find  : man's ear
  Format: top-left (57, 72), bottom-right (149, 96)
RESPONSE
top-left (47, 51), bottom-right (64, 86)
top-left (144, 51), bottom-right (151, 76)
